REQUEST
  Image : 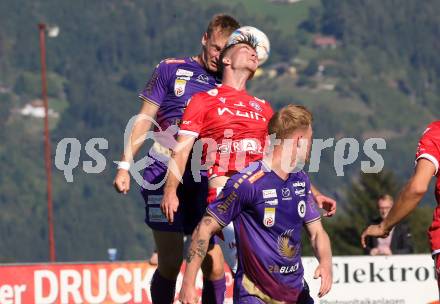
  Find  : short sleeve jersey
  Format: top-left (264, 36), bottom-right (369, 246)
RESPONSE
top-left (178, 85), bottom-right (273, 178)
top-left (138, 57), bottom-right (219, 181)
top-left (415, 121), bottom-right (440, 252)
top-left (207, 161), bottom-right (321, 303)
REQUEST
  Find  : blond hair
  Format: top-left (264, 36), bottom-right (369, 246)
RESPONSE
top-left (206, 14), bottom-right (240, 38)
top-left (268, 105), bottom-right (313, 139)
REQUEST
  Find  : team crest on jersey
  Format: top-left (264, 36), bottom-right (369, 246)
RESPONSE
top-left (263, 207), bottom-right (276, 227)
top-left (298, 200), bottom-right (306, 218)
top-left (174, 79), bottom-right (186, 97)
top-left (277, 229), bottom-right (297, 260)
top-left (249, 100), bottom-right (263, 112)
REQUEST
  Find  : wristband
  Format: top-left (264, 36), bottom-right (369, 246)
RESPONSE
top-left (117, 161), bottom-right (131, 170)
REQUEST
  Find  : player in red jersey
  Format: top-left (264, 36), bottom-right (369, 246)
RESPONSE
top-left (162, 33), bottom-right (271, 303)
top-left (361, 121), bottom-right (440, 297)
top-left (162, 30), bottom-right (336, 302)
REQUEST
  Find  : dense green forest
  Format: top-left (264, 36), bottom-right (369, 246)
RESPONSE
top-left (0, 0), bottom-right (438, 262)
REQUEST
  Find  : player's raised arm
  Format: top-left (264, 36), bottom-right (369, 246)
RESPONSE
top-left (179, 215), bottom-right (222, 304)
top-left (305, 220), bottom-right (332, 298)
top-left (361, 158), bottom-right (435, 247)
top-left (113, 101), bottom-right (159, 194)
top-left (161, 134), bottom-right (196, 223)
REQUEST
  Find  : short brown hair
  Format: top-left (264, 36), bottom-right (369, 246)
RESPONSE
top-left (378, 194), bottom-right (394, 203)
top-left (268, 105), bottom-right (313, 139)
top-left (206, 14), bottom-right (240, 38)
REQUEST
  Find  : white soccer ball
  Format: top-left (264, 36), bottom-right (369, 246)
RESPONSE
top-left (227, 26), bottom-right (270, 65)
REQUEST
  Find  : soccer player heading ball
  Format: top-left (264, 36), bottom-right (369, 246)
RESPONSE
top-left (113, 14), bottom-right (240, 304)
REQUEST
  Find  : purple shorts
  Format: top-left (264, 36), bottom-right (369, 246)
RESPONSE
top-left (141, 161), bottom-right (208, 235)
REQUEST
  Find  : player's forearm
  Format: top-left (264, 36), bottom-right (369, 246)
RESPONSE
top-left (310, 229), bottom-right (332, 267)
top-left (382, 180), bottom-right (426, 232)
top-left (121, 119), bottom-right (153, 162)
top-left (183, 216), bottom-right (221, 287)
top-left (120, 102), bottom-right (159, 163)
top-left (164, 136), bottom-right (194, 193)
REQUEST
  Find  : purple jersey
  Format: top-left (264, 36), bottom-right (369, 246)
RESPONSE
top-left (139, 57), bottom-right (219, 182)
top-left (139, 57), bottom-right (219, 133)
top-left (207, 161), bottom-right (320, 303)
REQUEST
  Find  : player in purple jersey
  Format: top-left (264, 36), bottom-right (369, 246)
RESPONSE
top-left (113, 14), bottom-right (240, 304)
top-left (179, 105), bottom-right (333, 304)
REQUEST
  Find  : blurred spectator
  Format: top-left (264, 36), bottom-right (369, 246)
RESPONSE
top-left (365, 194), bottom-right (413, 255)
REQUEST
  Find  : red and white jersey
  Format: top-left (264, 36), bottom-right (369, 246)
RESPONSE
top-left (179, 85), bottom-right (273, 178)
top-left (415, 121), bottom-right (440, 253)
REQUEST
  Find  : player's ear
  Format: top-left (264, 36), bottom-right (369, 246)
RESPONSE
top-left (202, 33), bottom-right (208, 46)
top-left (222, 56), bottom-right (232, 66)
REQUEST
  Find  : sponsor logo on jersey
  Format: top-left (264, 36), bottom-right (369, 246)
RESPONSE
top-left (277, 229), bottom-right (298, 260)
top-left (176, 69), bottom-right (193, 77)
top-left (249, 100), bottom-right (263, 112)
top-left (298, 200), bottom-right (306, 218)
top-left (295, 188), bottom-right (306, 196)
top-left (281, 187), bottom-right (292, 200)
top-left (197, 74), bottom-right (209, 84)
top-left (265, 198), bottom-right (278, 206)
top-left (216, 191), bottom-right (237, 214)
top-left (217, 139), bottom-right (263, 155)
top-left (268, 263), bottom-right (299, 275)
top-left (292, 181), bottom-right (306, 188)
top-left (217, 107), bottom-right (267, 121)
top-left (263, 207), bottom-right (276, 227)
top-left (174, 79), bottom-right (186, 97)
top-left (176, 76), bottom-right (190, 81)
top-left (262, 189), bottom-right (277, 199)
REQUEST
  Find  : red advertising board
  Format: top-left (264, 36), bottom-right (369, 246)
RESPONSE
top-left (0, 261), bottom-right (234, 304)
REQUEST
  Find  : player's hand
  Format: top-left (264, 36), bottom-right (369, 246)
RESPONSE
top-left (161, 191), bottom-right (179, 224)
top-left (361, 223), bottom-right (389, 248)
top-left (315, 194), bottom-right (337, 217)
top-left (314, 262), bottom-right (332, 298)
top-left (113, 169), bottom-right (130, 194)
top-left (178, 284), bottom-right (198, 304)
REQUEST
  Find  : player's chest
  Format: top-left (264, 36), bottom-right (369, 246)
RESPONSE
top-left (168, 67), bottom-right (217, 100)
top-left (253, 180), bottom-right (308, 229)
top-left (204, 97), bottom-right (268, 127)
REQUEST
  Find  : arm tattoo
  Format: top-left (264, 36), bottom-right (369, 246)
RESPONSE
top-left (186, 240), bottom-right (207, 264)
top-left (186, 248), bottom-right (196, 263)
top-left (195, 239), bottom-right (207, 259)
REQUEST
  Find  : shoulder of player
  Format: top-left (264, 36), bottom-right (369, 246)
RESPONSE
top-left (189, 88), bottom-right (219, 104)
top-left (155, 57), bottom-right (189, 73)
top-left (290, 170), bottom-right (311, 187)
top-left (419, 121), bottom-right (440, 143)
top-left (251, 95), bottom-right (269, 105)
top-left (230, 164), bottom-right (268, 189)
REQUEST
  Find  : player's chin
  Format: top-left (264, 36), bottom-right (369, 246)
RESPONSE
top-left (208, 62), bottom-right (219, 72)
